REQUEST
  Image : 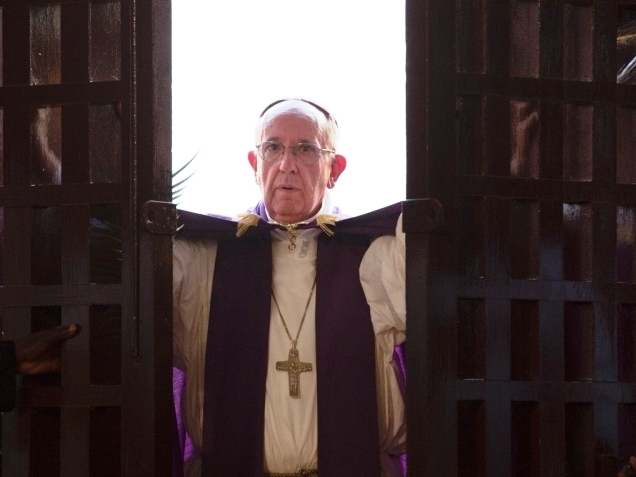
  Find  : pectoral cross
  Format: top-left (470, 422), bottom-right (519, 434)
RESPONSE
top-left (276, 345), bottom-right (312, 398)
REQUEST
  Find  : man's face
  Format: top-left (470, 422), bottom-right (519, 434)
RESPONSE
top-left (248, 108), bottom-right (346, 224)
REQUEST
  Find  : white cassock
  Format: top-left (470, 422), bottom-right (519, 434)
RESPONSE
top-left (173, 200), bottom-right (406, 476)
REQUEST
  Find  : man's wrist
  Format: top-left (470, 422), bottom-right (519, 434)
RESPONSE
top-left (0, 340), bottom-right (17, 412)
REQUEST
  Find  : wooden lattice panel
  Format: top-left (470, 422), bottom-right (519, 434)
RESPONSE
top-left (0, 1), bottom-right (172, 476)
top-left (407, 1), bottom-right (636, 476)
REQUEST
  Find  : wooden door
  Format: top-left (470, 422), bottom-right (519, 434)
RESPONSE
top-left (0, 1), bottom-right (172, 475)
top-left (406, 1), bottom-right (636, 475)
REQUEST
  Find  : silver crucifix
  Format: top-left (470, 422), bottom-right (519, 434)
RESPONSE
top-left (276, 346), bottom-right (312, 398)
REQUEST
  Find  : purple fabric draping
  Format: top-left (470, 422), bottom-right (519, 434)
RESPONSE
top-left (172, 368), bottom-right (185, 477)
top-left (393, 343), bottom-right (406, 394)
top-left (173, 367), bottom-right (194, 462)
top-left (202, 233), bottom-right (273, 476)
top-left (392, 343), bottom-right (407, 476)
top-left (176, 202), bottom-right (404, 242)
top-left (314, 232), bottom-right (382, 476)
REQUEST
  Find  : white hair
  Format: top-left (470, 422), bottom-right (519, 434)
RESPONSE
top-left (253, 99), bottom-right (340, 153)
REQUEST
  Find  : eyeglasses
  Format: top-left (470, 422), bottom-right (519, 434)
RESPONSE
top-left (256, 141), bottom-right (335, 165)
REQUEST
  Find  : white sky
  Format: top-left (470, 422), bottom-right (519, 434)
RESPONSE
top-left (172, 1), bottom-right (406, 217)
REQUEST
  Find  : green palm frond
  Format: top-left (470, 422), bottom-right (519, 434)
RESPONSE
top-left (618, 20), bottom-right (636, 84)
top-left (172, 151), bottom-right (198, 203)
top-left (618, 19), bottom-right (636, 44)
top-left (64, 152), bottom-right (199, 285)
top-left (619, 56), bottom-right (636, 84)
top-left (89, 206), bottom-right (122, 284)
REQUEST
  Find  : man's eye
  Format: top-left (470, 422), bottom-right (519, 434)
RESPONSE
top-left (297, 144), bottom-right (314, 153)
top-left (264, 143), bottom-right (282, 152)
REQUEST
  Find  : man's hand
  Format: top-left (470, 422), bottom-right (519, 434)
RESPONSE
top-left (619, 457), bottom-right (636, 477)
top-left (14, 324), bottom-right (81, 375)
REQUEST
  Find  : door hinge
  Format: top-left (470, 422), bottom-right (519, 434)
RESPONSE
top-left (402, 198), bottom-right (444, 234)
top-left (141, 200), bottom-right (177, 235)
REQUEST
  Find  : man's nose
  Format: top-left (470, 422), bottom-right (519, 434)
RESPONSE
top-left (278, 146), bottom-right (298, 172)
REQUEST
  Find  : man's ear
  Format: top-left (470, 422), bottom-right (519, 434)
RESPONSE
top-left (248, 151), bottom-right (258, 173)
top-left (328, 154), bottom-right (347, 188)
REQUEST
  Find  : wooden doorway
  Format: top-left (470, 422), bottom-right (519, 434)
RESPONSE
top-left (406, 1), bottom-right (636, 476)
top-left (0, 1), bottom-right (172, 475)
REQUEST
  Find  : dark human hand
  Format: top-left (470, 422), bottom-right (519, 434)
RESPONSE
top-left (14, 324), bottom-right (81, 375)
top-left (619, 456), bottom-right (636, 477)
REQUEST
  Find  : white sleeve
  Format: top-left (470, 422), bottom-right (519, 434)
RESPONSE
top-left (360, 214), bottom-right (406, 354)
top-left (359, 214), bottom-right (407, 461)
top-left (173, 238), bottom-right (218, 370)
top-left (173, 238), bottom-right (218, 450)
top-left (173, 238), bottom-right (190, 371)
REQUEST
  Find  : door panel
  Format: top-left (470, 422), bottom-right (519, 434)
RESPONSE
top-left (0, 1), bottom-right (171, 476)
top-left (406, 1), bottom-right (636, 475)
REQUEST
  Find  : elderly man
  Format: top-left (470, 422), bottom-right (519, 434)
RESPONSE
top-left (173, 99), bottom-right (406, 477)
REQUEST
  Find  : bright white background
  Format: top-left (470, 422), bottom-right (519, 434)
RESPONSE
top-left (172, 1), bottom-right (406, 217)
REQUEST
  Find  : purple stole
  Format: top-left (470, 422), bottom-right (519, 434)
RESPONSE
top-left (176, 203), bottom-right (402, 477)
